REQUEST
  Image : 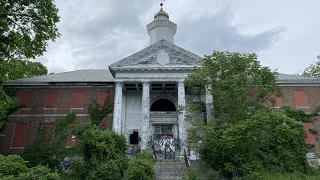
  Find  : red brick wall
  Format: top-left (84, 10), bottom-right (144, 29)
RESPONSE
top-left (1, 84), bottom-right (320, 154)
top-left (277, 86), bottom-right (320, 153)
top-left (0, 86), bottom-right (114, 154)
top-left (279, 86), bottom-right (320, 112)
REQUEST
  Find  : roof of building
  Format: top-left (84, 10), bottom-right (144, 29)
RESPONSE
top-left (4, 69), bottom-right (320, 86)
top-left (5, 69), bottom-right (114, 86)
top-left (276, 73), bottom-right (320, 84)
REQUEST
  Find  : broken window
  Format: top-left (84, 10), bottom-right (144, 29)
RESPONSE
top-left (129, 132), bottom-right (139, 144)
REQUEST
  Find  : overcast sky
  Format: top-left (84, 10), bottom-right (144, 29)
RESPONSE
top-left (36, 0), bottom-right (320, 75)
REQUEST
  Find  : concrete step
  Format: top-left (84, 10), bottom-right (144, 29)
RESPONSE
top-left (154, 159), bottom-right (186, 180)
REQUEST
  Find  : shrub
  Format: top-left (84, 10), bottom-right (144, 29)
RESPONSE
top-left (200, 110), bottom-right (308, 177)
top-left (69, 125), bottom-right (129, 179)
top-left (183, 168), bottom-right (199, 180)
top-left (0, 155), bottom-right (60, 179)
top-left (124, 150), bottom-right (156, 180)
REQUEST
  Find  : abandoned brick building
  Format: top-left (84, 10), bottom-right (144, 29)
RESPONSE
top-left (1, 6), bottom-right (320, 157)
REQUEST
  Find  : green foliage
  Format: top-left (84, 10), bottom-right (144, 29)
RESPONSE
top-left (0, 155), bottom-right (60, 179)
top-left (185, 51), bottom-right (281, 124)
top-left (69, 125), bottom-right (129, 179)
top-left (6, 60), bottom-right (48, 80)
top-left (281, 106), bottom-right (320, 123)
top-left (0, 0), bottom-right (59, 131)
top-left (183, 168), bottom-right (200, 180)
top-left (0, 0), bottom-right (60, 61)
top-left (302, 55), bottom-right (320, 78)
top-left (124, 150), bottom-right (156, 180)
top-left (21, 112), bottom-right (77, 169)
top-left (245, 170), bottom-right (320, 180)
top-left (309, 128), bottom-right (318, 135)
top-left (200, 111), bottom-right (308, 177)
top-left (88, 97), bottom-right (113, 126)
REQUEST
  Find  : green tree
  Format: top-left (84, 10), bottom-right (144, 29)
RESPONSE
top-left (200, 111), bottom-right (308, 177)
top-left (185, 51), bottom-right (281, 124)
top-left (0, 155), bottom-right (60, 179)
top-left (302, 55), bottom-right (320, 78)
top-left (70, 125), bottom-right (129, 180)
top-left (0, 0), bottom-right (60, 126)
top-left (184, 51), bottom-right (313, 178)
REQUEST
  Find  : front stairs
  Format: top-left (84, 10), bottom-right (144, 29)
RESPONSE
top-left (154, 159), bottom-right (186, 180)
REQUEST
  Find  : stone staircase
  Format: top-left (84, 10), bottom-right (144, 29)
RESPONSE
top-left (154, 159), bottom-right (186, 180)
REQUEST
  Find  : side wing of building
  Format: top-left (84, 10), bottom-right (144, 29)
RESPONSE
top-left (0, 69), bottom-right (115, 154)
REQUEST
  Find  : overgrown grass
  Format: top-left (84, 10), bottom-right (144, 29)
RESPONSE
top-left (246, 171), bottom-right (320, 180)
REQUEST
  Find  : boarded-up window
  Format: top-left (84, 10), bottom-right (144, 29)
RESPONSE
top-left (293, 90), bottom-right (308, 107)
top-left (98, 91), bottom-right (109, 106)
top-left (269, 94), bottom-right (281, 107)
top-left (71, 92), bottom-right (84, 108)
top-left (42, 123), bottom-right (54, 140)
top-left (12, 124), bottom-right (28, 147)
top-left (305, 122), bottom-right (316, 144)
top-left (45, 92), bottom-right (59, 108)
top-left (19, 92), bottom-right (32, 108)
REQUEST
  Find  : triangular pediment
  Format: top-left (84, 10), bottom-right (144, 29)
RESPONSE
top-left (109, 40), bottom-right (203, 72)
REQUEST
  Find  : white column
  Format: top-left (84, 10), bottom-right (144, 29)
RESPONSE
top-left (113, 81), bottom-right (123, 134)
top-left (206, 85), bottom-right (213, 122)
top-left (178, 81), bottom-right (187, 154)
top-left (141, 81), bottom-right (150, 150)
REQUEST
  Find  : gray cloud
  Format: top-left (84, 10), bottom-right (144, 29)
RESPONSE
top-left (175, 7), bottom-right (284, 55)
top-left (35, 0), bottom-right (319, 75)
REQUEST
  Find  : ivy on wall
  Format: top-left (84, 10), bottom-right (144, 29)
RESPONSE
top-left (88, 97), bottom-right (113, 126)
top-left (22, 112), bottom-right (77, 169)
top-left (280, 106), bottom-right (320, 123)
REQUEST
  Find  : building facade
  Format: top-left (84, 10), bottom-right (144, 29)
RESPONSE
top-left (1, 7), bottom-right (320, 157)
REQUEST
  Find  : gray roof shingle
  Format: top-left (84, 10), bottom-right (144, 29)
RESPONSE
top-left (276, 73), bottom-right (320, 84)
top-left (5, 69), bottom-right (114, 85)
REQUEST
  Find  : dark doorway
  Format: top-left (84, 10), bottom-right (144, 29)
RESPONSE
top-left (130, 132), bottom-right (139, 144)
top-left (150, 99), bottom-right (176, 111)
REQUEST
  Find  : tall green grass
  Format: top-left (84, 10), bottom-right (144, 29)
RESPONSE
top-left (246, 170), bottom-right (320, 180)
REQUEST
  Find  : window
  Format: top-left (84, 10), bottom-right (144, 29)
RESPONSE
top-left (269, 94), bottom-right (281, 107)
top-left (129, 132), bottom-right (139, 144)
top-left (45, 92), bottom-right (59, 108)
top-left (41, 123), bottom-right (54, 140)
top-left (19, 92), bottom-right (32, 108)
top-left (154, 125), bottom-right (172, 134)
top-left (293, 90), bottom-right (308, 107)
top-left (98, 91), bottom-right (109, 106)
top-left (12, 124), bottom-right (28, 147)
top-left (305, 122), bottom-right (316, 144)
top-left (71, 92), bottom-right (84, 108)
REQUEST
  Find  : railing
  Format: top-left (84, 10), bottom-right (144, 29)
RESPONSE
top-left (152, 145), bottom-right (158, 160)
top-left (184, 148), bottom-right (191, 168)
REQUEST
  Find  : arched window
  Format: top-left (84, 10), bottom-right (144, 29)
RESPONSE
top-left (150, 99), bottom-right (176, 111)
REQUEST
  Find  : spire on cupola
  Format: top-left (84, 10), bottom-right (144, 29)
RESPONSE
top-left (146, 1), bottom-right (177, 45)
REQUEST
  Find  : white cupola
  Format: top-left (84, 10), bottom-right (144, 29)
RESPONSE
top-left (146, 3), bottom-right (177, 45)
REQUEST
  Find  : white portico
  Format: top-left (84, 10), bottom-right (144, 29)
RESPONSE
top-left (109, 6), bottom-right (211, 158)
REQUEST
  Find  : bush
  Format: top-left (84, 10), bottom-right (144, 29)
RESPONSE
top-left (183, 168), bottom-right (199, 180)
top-left (0, 155), bottom-right (60, 179)
top-left (68, 125), bottom-right (129, 180)
top-left (245, 171), bottom-right (320, 180)
top-left (124, 151), bottom-right (156, 180)
top-left (200, 110), bottom-right (308, 177)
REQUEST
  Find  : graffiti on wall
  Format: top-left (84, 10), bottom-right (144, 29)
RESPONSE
top-left (153, 134), bottom-right (175, 159)
top-left (61, 157), bottom-right (71, 172)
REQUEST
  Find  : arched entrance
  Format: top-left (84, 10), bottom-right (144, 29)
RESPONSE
top-left (150, 98), bottom-right (176, 112)
top-left (150, 98), bottom-right (177, 159)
